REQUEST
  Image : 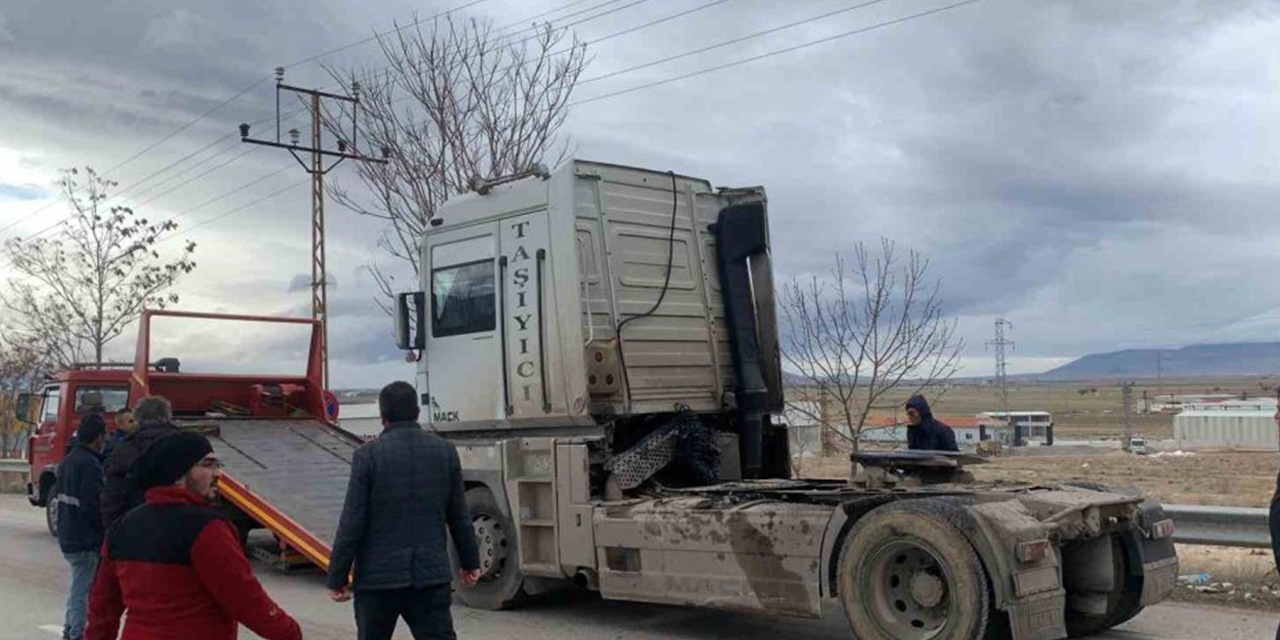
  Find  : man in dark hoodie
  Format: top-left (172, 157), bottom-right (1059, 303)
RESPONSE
top-left (904, 394), bottom-right (958, 452)
top-left (56, 413), bottom-right (107, 640)
top-left (100, 395), bottom-right (178, 528)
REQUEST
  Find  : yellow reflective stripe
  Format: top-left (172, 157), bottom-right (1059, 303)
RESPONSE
top-left (218, 482), bottom-right (329, 568)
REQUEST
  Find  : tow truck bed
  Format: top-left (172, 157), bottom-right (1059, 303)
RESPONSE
top-left (191, 418), bottom-right (360, 567)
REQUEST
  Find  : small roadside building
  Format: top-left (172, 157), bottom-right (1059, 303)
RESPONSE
top-left (1173, 397), bottom-right (1278, 450)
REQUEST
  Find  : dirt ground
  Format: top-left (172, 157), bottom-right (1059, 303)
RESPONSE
top-left (796, 450), bottom-right (1279, 507)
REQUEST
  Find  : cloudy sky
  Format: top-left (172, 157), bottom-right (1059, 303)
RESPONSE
top-left (2, 0), bottom-right (1279, 387)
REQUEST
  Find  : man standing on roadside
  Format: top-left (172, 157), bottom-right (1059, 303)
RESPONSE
top-left (103, 408), bottom-right (134, 457)
top-left (100, 396), bottom-right (178, 528)
top-left (904, 394), bottom-right (959, 452)
top-left (56, 414), bottom-right (107, 640)
top-left (85, 432), bottom-right (303, 640)
top-left (328, 381), bottom-right (481, 640)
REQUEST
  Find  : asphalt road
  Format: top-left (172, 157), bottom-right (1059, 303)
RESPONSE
top-left (1, 494), bottom-right (1274, 640)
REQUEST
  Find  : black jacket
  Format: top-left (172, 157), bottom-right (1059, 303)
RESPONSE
top-left (327, 421), bottom-right (480, 591)
top-left (905, 395), bottom-right (959, 452)
top-left (56, 443), bottom-right (105, 553)
top-left (100, 421), bottom-right (179, 529)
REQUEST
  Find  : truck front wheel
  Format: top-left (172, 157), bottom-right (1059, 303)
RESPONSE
top-left (45, 492), bottom-right (58, 538)
top-left (455, 487), bottom-right (526, 610)
top-left (837, 504), bottom-right (989, 640)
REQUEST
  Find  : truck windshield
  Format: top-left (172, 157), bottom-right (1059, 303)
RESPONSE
top-left (432, 260), bottom-right (495, 337)
top-left (75, 386), bottom-right (129, 413)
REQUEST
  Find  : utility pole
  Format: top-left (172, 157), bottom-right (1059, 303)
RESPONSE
top-left (239, 68), bottom-right (387, 389)
top-left (1121, 381), bottom-right (1133, 450)
top-left (986, 318), bottom-right (1016, 445)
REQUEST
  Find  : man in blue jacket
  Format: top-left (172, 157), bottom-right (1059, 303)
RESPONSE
top-left (56, 413), bottom-right (107, 640)
top-left (328, 381), bottom-right (481, 640)
top-left (904, 394), bottom-right (959, 452)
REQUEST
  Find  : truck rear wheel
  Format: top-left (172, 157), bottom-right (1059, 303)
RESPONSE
top-left (456, 487), bottom-right (526, 610)
top-left (837, 503), bottom-right (989, 640)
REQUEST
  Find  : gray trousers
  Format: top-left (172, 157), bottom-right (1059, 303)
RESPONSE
top-left (63, 550), bottom-right (99, 639)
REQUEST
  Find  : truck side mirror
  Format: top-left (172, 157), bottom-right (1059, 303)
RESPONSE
top-left (395, 292), bottom-right (427, 351)
top-left (15, 393), bottom-right (34, 424)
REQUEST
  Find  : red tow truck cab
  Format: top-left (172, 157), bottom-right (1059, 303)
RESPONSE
top-left (25, 367), bottom-right (133, 512)
top-left (22, 309), bottom-right (356, 566)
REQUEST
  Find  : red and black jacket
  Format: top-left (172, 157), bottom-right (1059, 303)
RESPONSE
top-left (85, 486), bottom-right (302, 640)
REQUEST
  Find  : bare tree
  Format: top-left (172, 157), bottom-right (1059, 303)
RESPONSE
top-left (0, 331), bottom-right (47, 458)
top-left (320, 15), bottom-right (587, 311)
top-left (2, 167), bottom-right (197, 367)
top-left (781, 239), bottom-right (963, 455)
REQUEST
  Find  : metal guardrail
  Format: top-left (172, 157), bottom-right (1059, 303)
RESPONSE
top-left (1165, 504), bottom-right (1271, 549)
top-left (0, 459), bottom-right (26, 474)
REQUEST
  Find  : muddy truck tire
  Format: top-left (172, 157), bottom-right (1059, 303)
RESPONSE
top-left (455, 487), bottom-right (527, 610)
top-left (837, 502), bottom-right (989, 640)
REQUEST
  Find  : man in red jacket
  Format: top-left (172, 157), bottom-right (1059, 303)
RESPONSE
top-left (85, 432), bottom-right (303, 640)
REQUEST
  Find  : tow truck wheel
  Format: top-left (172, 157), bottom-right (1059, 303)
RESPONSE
top-left (455, 487), bottom-right (526, 610)
top-left (838, 503), bottom-right (989, 640)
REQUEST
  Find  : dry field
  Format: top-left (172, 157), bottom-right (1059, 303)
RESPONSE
top-left (851, 375), bottom-right (1280, 440)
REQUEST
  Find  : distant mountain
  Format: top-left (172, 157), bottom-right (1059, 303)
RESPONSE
top-left (1039, 342), bottom-right (1280, 380)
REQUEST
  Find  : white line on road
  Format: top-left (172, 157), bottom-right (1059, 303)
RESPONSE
top-left (38, 624), bottom-right (63, 636)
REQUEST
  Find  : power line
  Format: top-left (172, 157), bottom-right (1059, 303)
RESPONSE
top-left (0, 0), bottom-right (618, 244)
top-left (155, 178), bottom-right (310, 245)
top-left (173, 0), bottom-right (977, 256)
top-left (577, 0), bottom-right (904, 88)
top-left (572, 0), bottom-right (989, 106)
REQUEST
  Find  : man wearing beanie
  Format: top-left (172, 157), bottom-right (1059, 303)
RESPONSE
top-left (56, 413), bottom-right (107, 640)
top-left (85, 432), bottom-right (303, 640)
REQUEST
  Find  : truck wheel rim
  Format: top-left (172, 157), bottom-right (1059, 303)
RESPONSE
top-left (472, 514), bottom-right (508, 581)
top-left (861, 540), bottom-right (955, 638)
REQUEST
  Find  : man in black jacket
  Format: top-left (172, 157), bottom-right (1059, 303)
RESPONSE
top-left (328, 381), bottom-right (481, 640)
top-left (100, 395), bottom-right (178, 528)
top-left (57, 413), bottom-right (107, 640)
top-left (904, 394), bottom-right (959, 452)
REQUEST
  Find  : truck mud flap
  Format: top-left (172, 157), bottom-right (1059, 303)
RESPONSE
top-left (1005, 590), bottom-right (1067, 640)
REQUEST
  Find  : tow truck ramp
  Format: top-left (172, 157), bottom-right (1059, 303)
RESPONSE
top-left (190, 418), bottom-right (360, 568)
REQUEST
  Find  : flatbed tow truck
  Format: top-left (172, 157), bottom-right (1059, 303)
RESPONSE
top-left (23, 310), bottom-right (360, 569)
top-left (22, 160), bottom-right (1178, 640)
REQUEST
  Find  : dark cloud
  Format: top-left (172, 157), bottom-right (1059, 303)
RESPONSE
top-left (6, 0), bottom-right (1280, 381)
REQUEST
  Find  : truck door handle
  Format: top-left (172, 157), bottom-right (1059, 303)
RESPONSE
top-left (498, 256), bottom-right (512, 416)
top-left (536, 248), bottom-right (551, 413)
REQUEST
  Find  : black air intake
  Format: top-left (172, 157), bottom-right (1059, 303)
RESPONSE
top-left (712, 203), bottom-right (773, 478)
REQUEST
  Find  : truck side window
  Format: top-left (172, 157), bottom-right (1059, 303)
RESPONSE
top-left (40, 386), bottom-right (61, 424)
top-left (431, 259), bottom-right (496, 337)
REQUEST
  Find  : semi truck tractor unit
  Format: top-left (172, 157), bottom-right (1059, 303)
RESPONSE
top-left (389, 160), bottom-right (1179, 640)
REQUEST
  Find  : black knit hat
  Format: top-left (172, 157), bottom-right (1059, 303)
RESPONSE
top-left (132, 432), bottom-right (215, 490)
